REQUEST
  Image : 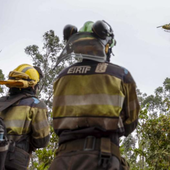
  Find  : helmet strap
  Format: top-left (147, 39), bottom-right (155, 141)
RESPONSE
top-left (106, 48), bottom-right (112, 62)
top-left (105, 44), bottom-right (109, 54)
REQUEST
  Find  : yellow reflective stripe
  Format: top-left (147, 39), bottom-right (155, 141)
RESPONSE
top-left (5, 119), bottom-right (49, 131)
top-left (31, 108), bottom-right (48, 121)
top-left (125, 109), bottom-right (139, 124)
top-left (3, 106), bottom-right (31, 121)
top-left (32, 120), bottom-right (49, 131)
top-left (53, 105), bottom-right (122, 117)
top-left (7, 127), bottom-right (30, 135)
top-left (73, 37), bottom-right (96, 43)
top-left (53, 94), bottom-right (124, 107)
top-left (53, 74), bottom-right (123, 96)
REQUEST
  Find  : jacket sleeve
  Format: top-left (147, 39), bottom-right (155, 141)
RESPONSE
top-left (121, 71), bottom-right (140, 137)
top-left (30, 99), bottom-right (50, 149)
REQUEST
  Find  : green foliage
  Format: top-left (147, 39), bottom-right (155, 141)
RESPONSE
top-left (163, 78), bottom-right (170, 92)
top-left (0, 69), bottom-right (5, 94)
top-left (135, 108), bottom-right (170, 169)
top-left (25, 29), bottom-right (170, 169)
top-left (121, 78), bottom-right (170, 170)
top-left (25, 30), bottom-right (76, 169)
top-left (25, 30), bottom-right (64, 109)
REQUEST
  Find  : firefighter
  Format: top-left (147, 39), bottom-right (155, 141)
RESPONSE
top-left (49, 20), bottom-right (140, 170)
top-left (0, 64), bottom-right (50, 170)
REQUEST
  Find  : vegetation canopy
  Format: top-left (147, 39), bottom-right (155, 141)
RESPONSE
top-left (1, 30), bottom-right (170, 170)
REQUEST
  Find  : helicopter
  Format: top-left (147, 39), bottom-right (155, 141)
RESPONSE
top-left (157, 23), bottom-right (170, 32)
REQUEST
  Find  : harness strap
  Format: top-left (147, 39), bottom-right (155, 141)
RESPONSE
top-left (100, 138), bottom-right (111, 155)
top-left (98, 138), bottom-right (112, 168)
top-left (56, 136), bottom-right (121, 161)
top-left (5, 145), bottom-right (30, 169)
top-left (0, 93), bottom-right (36, 112)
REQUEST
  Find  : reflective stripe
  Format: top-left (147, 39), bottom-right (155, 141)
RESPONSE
top-left (53, 117), bottom-right (120, 131)
top-left (53, 94), bottom-right (124, 107)
top-left (5, 120), bottom-right (31, 129)
top-left (117, 116), bottom-right (124, 129)
top-left (129, 100), bottom-right (138, 111)
top-left (0, 144), bottom-right (9, 152)
top-left (21, 67), bottom-right (33, 73)
top-left (53, 74), bottom-right (123, 96)
top-left (53, 105), bottom-right (122, 117)
top-left (5, 119), bottom-right (49, 133)
top-left (74, 37), bottom-right (96, 43)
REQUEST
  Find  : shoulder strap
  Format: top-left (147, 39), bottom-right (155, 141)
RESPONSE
top-left (0, 93), bottom-right (35, 112)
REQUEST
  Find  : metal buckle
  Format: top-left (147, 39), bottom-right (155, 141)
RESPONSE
top-left (83, 136), bottom-right (96, 151)
top-left (98, 152), bottom-right (111, 169)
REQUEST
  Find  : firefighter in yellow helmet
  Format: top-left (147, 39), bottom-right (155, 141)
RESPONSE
top-left (0, 64), bottom-right (50, 170)
top-left (49, 20), bottom-right (140, 170)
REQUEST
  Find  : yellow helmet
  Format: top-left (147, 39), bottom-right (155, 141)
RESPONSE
top-left (14, 64), bottom-right (40, 83)
top-left (0, 64), bottom-right (40, 88)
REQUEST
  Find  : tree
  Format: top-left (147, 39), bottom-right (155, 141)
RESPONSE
top-left (25, 30), bottom-right (64, 109)
top-left (25, 30), bottom-right (76, 169)
top-left (25, 29), bottom-right (170, 169)
top-left (122, 78), bottom-right (170, 170)
top-left (0, 69), bottom-right (5, 95)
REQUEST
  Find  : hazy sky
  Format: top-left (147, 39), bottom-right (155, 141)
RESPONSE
top-left (0, 0), bottom-right (170, 95)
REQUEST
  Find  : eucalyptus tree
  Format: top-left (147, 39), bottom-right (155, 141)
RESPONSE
top-left (0, 69), bottom-right (5, 95)
top-left (25, 30), bottom-right (76, 170)
top-left (123, 78), bottom-right (170, 170)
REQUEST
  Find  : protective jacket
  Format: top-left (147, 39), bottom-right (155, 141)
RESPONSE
top-left (0, 92), bottom-right (50, 170)
top-left (51, 20), bottom-right (140, 170)
top-left (53, 59), bottom-right (140, 144)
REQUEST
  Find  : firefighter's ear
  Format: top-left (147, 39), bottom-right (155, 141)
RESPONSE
top-left (63, 24), bottom-right (78, 41)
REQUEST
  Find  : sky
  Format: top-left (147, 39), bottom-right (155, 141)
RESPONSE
top-left (0, 0), bottom-right (170, 95)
